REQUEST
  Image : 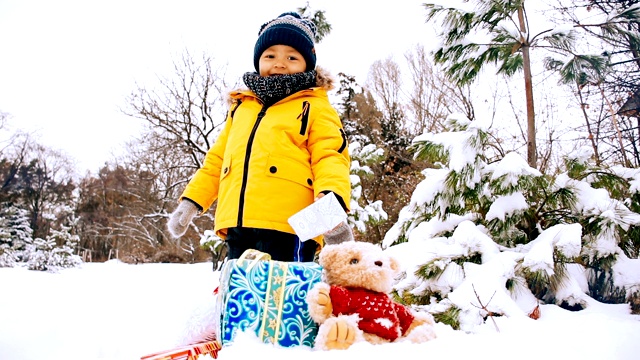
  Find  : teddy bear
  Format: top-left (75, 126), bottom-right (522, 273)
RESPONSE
top-left (306, 241), bottom-right (437, 350)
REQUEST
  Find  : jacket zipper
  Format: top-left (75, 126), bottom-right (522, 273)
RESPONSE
top-left (237, 105), bottom-right (268, 227)
top-left (297, 101), bottom-right (310, 135)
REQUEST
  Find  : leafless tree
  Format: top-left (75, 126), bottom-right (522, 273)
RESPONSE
top-left (123, 50), bottom-right (231, 174)
top-left (77, 50), bottom-right (232, 262)
top-left (341, 52), bottom-right (480, 244)
top-left (1, 134), bottom-right (75, 241)
top-left (404, 45), bottom-right (474, 135)
top-left (548, 0), bottom-right (640, 167)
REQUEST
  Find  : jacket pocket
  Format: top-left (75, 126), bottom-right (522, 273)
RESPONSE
top-left (265, 153), bottom-right (314, 190)
top-left (220, 155), bottom-right (232, 182)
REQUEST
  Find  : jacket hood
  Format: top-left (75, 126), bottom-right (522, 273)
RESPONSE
top-left (313, 66), bottom-right (335, 91)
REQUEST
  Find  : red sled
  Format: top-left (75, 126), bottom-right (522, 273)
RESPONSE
top-left (140, 340), bottom-right (221, 360)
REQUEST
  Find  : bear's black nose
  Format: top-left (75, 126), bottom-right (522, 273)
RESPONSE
top-left (375, 261), bottom-right (383, 267)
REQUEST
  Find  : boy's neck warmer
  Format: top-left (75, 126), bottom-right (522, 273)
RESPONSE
top-left (243, 70), bottom-right (317, 106)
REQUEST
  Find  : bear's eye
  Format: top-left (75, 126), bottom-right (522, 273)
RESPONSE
top-left (350, 258), bottom-right (359, 264)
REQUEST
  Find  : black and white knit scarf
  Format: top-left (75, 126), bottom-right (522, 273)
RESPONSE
top-left (243, 70), bottom-right (317, 106)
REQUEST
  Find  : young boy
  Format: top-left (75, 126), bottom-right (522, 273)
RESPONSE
top-left (168, 12), bottom-right (353, 262)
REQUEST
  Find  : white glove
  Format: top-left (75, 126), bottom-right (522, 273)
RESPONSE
top-left (167, 200), bottom-right (200, 238)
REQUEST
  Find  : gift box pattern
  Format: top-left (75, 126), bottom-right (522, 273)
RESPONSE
top-left (218, 257), bottom-right (322, 347)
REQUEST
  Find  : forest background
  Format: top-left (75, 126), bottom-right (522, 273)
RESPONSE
top-left (1, 0), bottom-right (640, 314)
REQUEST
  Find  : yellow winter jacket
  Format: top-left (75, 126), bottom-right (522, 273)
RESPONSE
top-left (180, 69), bottom-right (351, 246)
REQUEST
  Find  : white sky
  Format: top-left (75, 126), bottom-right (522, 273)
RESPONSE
top-left (0, 0), bottom-right (435, 174)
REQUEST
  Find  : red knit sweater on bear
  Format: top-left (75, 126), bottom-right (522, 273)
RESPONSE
top-left (329, 285), bottom-right (415, 341)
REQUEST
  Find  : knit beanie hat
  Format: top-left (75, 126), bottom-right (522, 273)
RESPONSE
top-left (253, 12), bottom-right (317, 72)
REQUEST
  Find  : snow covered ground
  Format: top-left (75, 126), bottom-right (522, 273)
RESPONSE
top-left (1, 251), bottom-right (639, 360)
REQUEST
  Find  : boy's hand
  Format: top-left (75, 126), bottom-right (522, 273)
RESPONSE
top-left (167, 200), bottom-right (199, 238)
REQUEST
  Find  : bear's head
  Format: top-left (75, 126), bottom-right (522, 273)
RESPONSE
top-left (318, 241), bottom-right (400, 294)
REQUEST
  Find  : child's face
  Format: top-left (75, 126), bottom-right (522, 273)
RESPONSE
top-left (258, 45), bottom-right (307, 76)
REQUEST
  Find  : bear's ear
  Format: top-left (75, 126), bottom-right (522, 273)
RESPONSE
top-left (318, 247), bottom-right (338, 268)
top-left (389, 256), bottom-right (400, 272)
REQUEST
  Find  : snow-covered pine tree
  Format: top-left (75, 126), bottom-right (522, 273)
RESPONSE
top-left (21, 223), bottom-right (82, 272)
top-left (0, 204), bottom-right (33, 267)
top-left (386, 114), bottom-right (640, 331)
top-left (347, 140), bottom-right (388, 234)
top-left (200, 229), bottom-right (225, 270)
top-left (334, 72), bottom-right (387, 238)
top-left (23, 237), bottom-right (56, 271)
top-left (560, 149), bottom-right (640, 311)
top-left (0, 219), bottom-right (12, 267)
top-left (46, 224), bottom-right (83, 270)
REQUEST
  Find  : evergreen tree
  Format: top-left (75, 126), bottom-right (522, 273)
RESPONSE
top-left (347, 141), bottom-right (388, 235)
top-left (47, 223), bottom-right (82, 270)
top-left (23, 224), bottom-right (82, 272)
top-left (297, 3), bottom-right (332, 43)
top-left (23, 237), bottom-right (56, 271)
top-left (424, 0), bottom-right (539, 167)
top-left (0, 217), bottom-right (12, 267)
top-left (335, 72), bottom-right (399, 242)
top-left (0, 204), bottom-right (33, 267)
top-left (544, 2), bottom-right (640, 167)
top-left (424, 1), bottom-right (640, 169)
top-left (386, 115), bottom-right (640, 330)
top-left (200, 229), bottom-right (226, 270)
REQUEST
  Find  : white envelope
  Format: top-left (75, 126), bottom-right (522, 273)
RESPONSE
top-left (288, 192), bottom-right (348, 241)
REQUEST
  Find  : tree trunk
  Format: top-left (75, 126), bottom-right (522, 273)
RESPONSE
top-left (599, 85), bottom-right (631, 167)
top-left (518, 7), bottom-right (537, 169)
top-left (577, 86), bottom-right (601, 165)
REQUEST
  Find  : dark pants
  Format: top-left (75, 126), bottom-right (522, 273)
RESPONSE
top-left (225, 227), bottom-right (318, 262)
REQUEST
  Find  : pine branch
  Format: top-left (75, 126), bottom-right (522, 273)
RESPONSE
top-left (471, 284), bottom-right (500, 332)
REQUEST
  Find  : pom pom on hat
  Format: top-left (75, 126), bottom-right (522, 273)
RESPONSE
top-left (253, 12), bottom-right (317, 72)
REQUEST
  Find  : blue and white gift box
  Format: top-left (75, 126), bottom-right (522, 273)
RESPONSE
top-left (215, 250), bottom-right (322, 347)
